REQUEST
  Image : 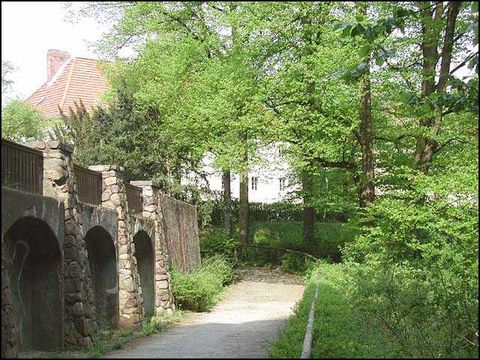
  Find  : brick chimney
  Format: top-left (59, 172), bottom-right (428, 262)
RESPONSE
top-left (47, 49), bottom-right (70, 82)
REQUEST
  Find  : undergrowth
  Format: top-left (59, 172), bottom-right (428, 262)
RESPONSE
top-left (269, 263), bottom-right (400, 358)
top-left (170, 255), bottom-right (234, 312)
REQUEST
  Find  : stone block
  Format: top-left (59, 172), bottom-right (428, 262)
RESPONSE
top-left (104, 177), bottom-right (117, 186)
top-left (111, 193), bottom-right (121, 206)
top-left (122, 306), bottom-right (138, 315)
top-left (65, 278), bottom-right (81, 293)
top-left (144, 204), bottom-right (156, 212)
top-left (130, 314), bottom-right (140, 324)
top-left (44, 157), bottom-right (65, 169)
top-left (85, 319), bottom-right (95, 335)
top-left (65, 292), bottom-right (82, 304)
top-left (74, 318), bottom-right (88, 336)
top-left (125, 298), bottom-right (138, 308)
top-left (79, 336), bottom-right (92, 347)
top-left (121, 277), bottom-right (136, 292)
top-left (102, 189), bottom-right (112, 201)
top-left (72, 302), bottom-right (83, 317)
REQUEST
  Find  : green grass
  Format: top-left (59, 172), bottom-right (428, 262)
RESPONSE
top-left (200, 221), bottom-right (357, 264)
top-left (269, 272), bottom-right (319, 358)
top-left (269, 263), bottom-right (400, 358)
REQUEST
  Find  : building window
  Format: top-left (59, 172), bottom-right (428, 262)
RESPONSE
top-left (279, 178), bottom-right (286, 191)
top-left (251, 177), bottom-right (258, 191)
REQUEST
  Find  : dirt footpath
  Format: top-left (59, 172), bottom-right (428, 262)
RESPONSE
top-left (103, 267), bottom-right (305, 358)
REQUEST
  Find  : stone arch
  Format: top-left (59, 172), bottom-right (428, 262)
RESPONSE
top-left (3, 216), bottom-right (63, 350)
top-left (133, 230), bottom-right (155, 318)
top-left (85, 226), bottom-right (118, 330)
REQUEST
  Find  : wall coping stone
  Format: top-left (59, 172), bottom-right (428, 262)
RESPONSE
top-left (25, 140), bottom-right (73, 153)
top-left (130, 180), bottom-right (161, 189)
top-left (88, 165), bottom-right (125, 172)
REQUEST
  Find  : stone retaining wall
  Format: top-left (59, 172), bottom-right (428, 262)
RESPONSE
top-left (1, 140), bottom-right (201, 357)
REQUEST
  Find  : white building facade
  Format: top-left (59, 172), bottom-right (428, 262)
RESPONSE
top-left (182, 143), bottom-right (301, 203)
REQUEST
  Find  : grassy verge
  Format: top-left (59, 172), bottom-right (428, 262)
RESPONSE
top-left (269, 263), bottom-right (399, 358)
top-left (87, 310), bottom-right (186, 358)
top-left (269, 270), bottom-right (319, 358)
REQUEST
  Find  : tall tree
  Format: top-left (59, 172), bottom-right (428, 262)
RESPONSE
top-left (413, 1), bottom-right (462, 174)
top-left (222, 170), bottom-right (232, 237)
top-left (356, 2), bottom-right (376, 207)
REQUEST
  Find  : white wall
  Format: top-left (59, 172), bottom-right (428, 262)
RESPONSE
top-left (182, 143), bottom-right (301, 203)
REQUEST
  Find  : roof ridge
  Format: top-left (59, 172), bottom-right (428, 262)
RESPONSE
top-left (73, 56), bottom-right (107, 61)
top-left (60, 58), bottom-right (76, 110)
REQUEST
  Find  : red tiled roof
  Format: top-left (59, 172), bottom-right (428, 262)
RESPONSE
top-left (26, 57), bottom-right (110, 118)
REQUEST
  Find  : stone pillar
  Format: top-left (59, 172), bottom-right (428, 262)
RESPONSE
top-left (90, 165), bottom-right (142, 328)
top-left (131, 181), bottom-right (175, 315)
top-left (27, 141), bottom-right (94, 347)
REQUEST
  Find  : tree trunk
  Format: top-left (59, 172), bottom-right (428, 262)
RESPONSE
top-left (222, 170), bottom-right (232, 237)
top-left (239, 134), bottom-right (249, 245)
top-left (413, 1), bottom-right (460, 174)
top-left (302, 172), bottom-right (315, 247)
top-left (357, 2), bottom-right (375, 207)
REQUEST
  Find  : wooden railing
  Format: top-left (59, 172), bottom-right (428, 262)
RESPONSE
top-left (1, 139), bottom-right (43, 194)
top-left (74, 164), bottom-right (102, 205)
top-left (233, 243), bottom-right (318, 266)
top-left (125, 182), bottom-right (142, 213)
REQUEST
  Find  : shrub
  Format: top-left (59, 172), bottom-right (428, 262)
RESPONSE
top-left (171, 255), bottom-right (234, 312)
top-left (1, 100), bottom-right (54, 142)
top-left (249, 221), bottom-right (356, 262)
top-left (199, 227), bottom-right (238, 259)
top-left (279, 252), bottom-right (311, 274)
top-left (270, 264), bottom-right (400, 358)
top-left (209, 200), bottom-right (352, 226)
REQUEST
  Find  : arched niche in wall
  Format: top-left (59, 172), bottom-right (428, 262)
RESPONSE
top-left (85, 226), bottom-right (118, 330)
top-left (133, 230), bottom-right (155, 318)
top-left (3, 217), bottom-right (63, 350)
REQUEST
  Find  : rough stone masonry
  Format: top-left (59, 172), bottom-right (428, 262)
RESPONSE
top-left (1, 140), bottom-right (201, 358)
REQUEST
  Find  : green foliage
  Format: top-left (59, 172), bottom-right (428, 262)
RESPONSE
top-left (251, 221), bottom-right (356, 261)
top-left (200, 221), bottom-right (356, 266)
top-left (66, 4), bottom-right (478, 357)
top-left (269, 278), bottom-right (318, 358)
top-left (2, 60), bottom-right (15, 94)
top-left (279, 252), bottom-right (316, 275)
top-left (273, 260), bottom-right (479, 358)
top-left (209, 200), bottom-right (352, 226)
top-left (343, 192), bottom-right (478, 358)
top-left (271, 264), bottom-right (399, 358)
top-left (199, 227), bottom-right (238, 259)
top-left (1, 100), bottom-right (55, 142)
top-left (141, 311), bottom-right (185, 336)
top-left (170, 255), bottom-right (234, 312)
top-left (87, 328), bottom-right (138, 358)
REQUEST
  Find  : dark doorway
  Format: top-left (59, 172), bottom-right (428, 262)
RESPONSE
top-left (133, 231), bottom-right (155, 318)
top-left (85, 226), bottom-right (118, 330)
top-left (4, 217), bottom-right (63, 350)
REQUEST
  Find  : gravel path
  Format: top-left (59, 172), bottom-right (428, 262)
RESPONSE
top-left (103, 267), bottom-right (305, 358)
